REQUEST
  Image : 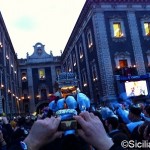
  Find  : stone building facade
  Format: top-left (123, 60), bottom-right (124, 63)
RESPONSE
top-left (18, 43), bottom-right (61, 113)
top-left (0, 12), bottom-right (19, 116)
top-left (61, 0), bottom-right (150, 102)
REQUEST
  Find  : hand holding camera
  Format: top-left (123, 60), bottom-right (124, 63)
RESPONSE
top-left (74, 111), bottom-right (113, 150)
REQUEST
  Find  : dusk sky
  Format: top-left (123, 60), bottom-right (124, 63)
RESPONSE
top-left (0, 0), bottom-right (86, 58)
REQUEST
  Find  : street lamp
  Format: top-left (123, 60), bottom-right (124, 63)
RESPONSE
top-left (0, 42), bottom-right (3, 114)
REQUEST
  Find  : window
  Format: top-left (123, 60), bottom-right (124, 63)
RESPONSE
top-left (92, 63), bottom-right (98, 81)
top-left (39, 69), bottom-right (45, 79)
top-left (113, 22), bottom-right (123, 37)
top-left (73, 54), bottom-right (76, 66)
top-left (87, 30), bottom-right (93, 48)
top-left (119, 60), bottom-right (128, 68)
top-left (68, 63), bottom-right (72, 72)
top-left (114, 52), bottom-right (131, 68)
top-left (22, 72), bottom-right (27, 81)
top-left (110, 20), bottom-right (125, 38)
top-left (82, 69), bottom-right (87, 87)
top-left (79, 43), bottom-right (83, 59)
top-left (66, 60), bottom-right (72, 72)
top-left (144, 22), bottom-right (150, 36)
top-left (41, 89), bottom-right (47, 100)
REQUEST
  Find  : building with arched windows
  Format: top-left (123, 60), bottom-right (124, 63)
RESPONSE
top-left (18, 43), bottom-right (61, 114)
top-left (61, 0), bottom-right (150, 103)
top-left (0, 12), bottom-right (19, 116)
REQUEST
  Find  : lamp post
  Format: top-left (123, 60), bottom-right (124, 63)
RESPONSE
top-left (0, 42), bottom-right (3, 114)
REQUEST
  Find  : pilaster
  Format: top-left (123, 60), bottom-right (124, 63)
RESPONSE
top-left (82, 33), bottom-right (93, 99)
top-left (127, 11), bottom-right (146, 75)
top-left (92, 12), bottom-right (116, 99)
top-left (27, 67), bottom-right (35, 113)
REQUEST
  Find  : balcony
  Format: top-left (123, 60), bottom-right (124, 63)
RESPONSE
top-left (114, 66), bottom-right (137, 76)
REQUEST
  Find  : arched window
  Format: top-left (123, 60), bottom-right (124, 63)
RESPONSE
top-left (79, 43), bottom-right (83, 59)
top-left (87, 30), bottom-right (93, 48)
top-left (73, 54), bottom-right (76, 66)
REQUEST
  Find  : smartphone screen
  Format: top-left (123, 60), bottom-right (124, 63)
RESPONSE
top-left (59, 119), bottom-right (77, 131)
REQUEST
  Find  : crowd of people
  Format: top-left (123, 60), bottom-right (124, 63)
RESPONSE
top-left (0, 92), bottom-right (150, 150)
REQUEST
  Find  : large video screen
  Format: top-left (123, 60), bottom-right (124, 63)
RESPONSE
top-left (125, 80), bottom-right (148, 97)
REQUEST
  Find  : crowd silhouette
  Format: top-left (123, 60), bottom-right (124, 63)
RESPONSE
top-left (0, 92), bottom-right (150, 150)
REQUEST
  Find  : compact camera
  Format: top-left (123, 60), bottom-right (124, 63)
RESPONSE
top-left (58, 114), bottom-right (77, 131)
top-left (56, 109), bottom-right (81, 132)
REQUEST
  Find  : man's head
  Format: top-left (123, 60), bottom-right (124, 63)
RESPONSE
top-left (105, 116), bottom-right (119, 132)
top-left (128, 105), bottom-right (142, 121)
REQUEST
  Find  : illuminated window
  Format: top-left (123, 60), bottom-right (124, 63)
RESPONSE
top-left (68, 62), bottom-right (72, 72)
top-left (39, 69), bottom-right (45, 79)
top-left (67, 61), bottom-right (72, 72)
top-left (119, 60), bottom-right (128, 68)
top-left (113, 22), bottom-right (124, 37)
top-left (82, 69), bottom-right (87, 87)
top-left (92, 63), bottom-right (98, 81)
top-left (87, 30), bottom-right (93, 48)
top-left (144, 22), bottom-right (150, 36)
top-left (73, 54), bottom-right (76, 66)
top-left (79, 43), bottom-right (83, 59)
top-left (22, 72), bottom-right (27, 81)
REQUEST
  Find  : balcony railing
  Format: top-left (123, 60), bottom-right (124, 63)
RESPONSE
top-left (114, 67), bottom-right (137, 76)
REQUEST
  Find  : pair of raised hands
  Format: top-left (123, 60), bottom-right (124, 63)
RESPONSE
top-left (24, 111), bottom-right (113, 150)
